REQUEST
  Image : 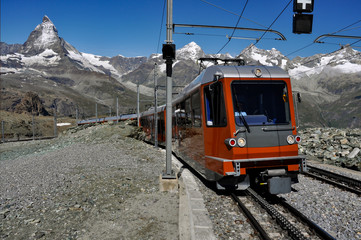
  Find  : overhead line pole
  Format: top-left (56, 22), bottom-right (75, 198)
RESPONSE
top-left (162, 0), bottom-right (176, 179)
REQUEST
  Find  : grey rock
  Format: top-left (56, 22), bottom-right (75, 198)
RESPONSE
top-left (347, 148), bottom-right (360, 159)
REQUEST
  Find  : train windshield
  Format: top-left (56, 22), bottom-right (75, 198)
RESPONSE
top-left (231, 81), bottom-right (290, 126)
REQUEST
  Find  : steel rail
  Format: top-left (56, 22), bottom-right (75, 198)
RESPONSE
top-left (304, 166), bottom-right (361, 195)
top-left (230, 193), bottom-right (271, 240)
top-left (246, 188), bottom-right (308, 240)
top-left (277, 198), bottom-right (336, 240)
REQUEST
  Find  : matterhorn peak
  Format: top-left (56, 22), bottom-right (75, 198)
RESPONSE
top-left (42, 15), bottom-right (52, 23)
top-left (22, 15), bottom-right (60, 55)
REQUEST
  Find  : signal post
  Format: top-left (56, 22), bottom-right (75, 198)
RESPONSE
top-left (160, 0), bottom-right (177, 192)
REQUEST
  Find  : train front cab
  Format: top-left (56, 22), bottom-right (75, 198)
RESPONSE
top-left (202, 66), bottom-right (305, 194)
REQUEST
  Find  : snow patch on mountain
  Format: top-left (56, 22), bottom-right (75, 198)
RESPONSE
top-left (22, 49), bottom-right (60, 66)
top-left (288, 47), bottom-right (361, 79)
top-left (176, 42), bottom-right (205, 61)
top-left (158, 60), bottom-right (180, 73)
top-left (81, 53), bottom-right (121, 77)
top-left (240, 44), bottom-right (289, 69)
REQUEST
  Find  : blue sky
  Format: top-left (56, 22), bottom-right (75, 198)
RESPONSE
top-left (1, 0), bottom-right (360, 59)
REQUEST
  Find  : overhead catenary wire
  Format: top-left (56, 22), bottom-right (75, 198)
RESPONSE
top-left (241, 0), bottom-right (292, 55)
top-left (216, 0), bottom-right (249, 54)
top-left (156, 0), bottom-right (167, 54)
top-left (285, 19), bottom-right (361, 57)
top-left (199, 0), bottom-right (267, 28)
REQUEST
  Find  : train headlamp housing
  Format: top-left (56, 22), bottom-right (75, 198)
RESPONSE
top-left (253, 68), bottom-right (262, 77)
top-left (287, 135), bottom-right (295, 144)
top-left (295, 135), bottom-right (301, 143)
top-left (237, 138), bottom-right (246, 147)
top-left (225, 138), bottom-right (237, 148)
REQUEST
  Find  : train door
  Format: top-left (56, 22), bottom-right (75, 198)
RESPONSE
top-left (203, 81), bottom-right (230, 177)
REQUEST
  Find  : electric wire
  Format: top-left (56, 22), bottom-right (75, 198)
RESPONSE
top-left (286, 19), bottom-right (361, 78)
top-left (285, 19), bottom-right (361, 57)
top-left (241, 0), bottom-right (292, 55)
top-left (199, 0), bottom-right (267, 28)
top-left (216, 0), bottom-right (249, 54)
top-left (156, 0), bottom-right (167, 54)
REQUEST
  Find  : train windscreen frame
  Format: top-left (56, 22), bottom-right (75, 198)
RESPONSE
top-left (231, 81), bottom-right (291, 126)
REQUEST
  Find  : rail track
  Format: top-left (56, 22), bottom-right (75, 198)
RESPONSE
top-left (303, 165), bottom-right (361, 195)
top-left (230, 189), bottom-right (336, 240)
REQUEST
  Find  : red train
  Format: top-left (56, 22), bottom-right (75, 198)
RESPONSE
top-left (140, 64), bottom-right (306, 194)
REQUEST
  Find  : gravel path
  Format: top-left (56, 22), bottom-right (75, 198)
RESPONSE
top-left (0, 123), bottom-right (178, 240)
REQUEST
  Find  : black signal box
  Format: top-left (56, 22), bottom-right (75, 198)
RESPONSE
top-left (293, 13), bottom-right (313, 34)
top-left (162, 44), bottom-right (176, 60)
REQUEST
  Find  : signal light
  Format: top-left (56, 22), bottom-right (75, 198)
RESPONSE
top-left (293, 14), bottom-right (313, 34)
top-left (292, 0), bottom-right (314, 34)
top-left (295, 135), bottom-right (301, 143)
top-left (225, 138), bottom-right (237, 148)
top-left (162, 44), bottom-right (176, 60)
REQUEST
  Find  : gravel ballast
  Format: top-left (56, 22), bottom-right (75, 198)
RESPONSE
top-left (1, 123), bottom-right (361, 239)
top-left (0, 123), bottom-right (178, 239)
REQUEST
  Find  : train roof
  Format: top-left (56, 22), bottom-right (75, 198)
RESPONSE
top-left (176, 65), bottom-right (289, 101)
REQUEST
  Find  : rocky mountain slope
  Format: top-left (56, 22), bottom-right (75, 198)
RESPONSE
top-left (1, 16), bottom-right (360, 127)
top-left (0, 16), bottom-right (149, 117)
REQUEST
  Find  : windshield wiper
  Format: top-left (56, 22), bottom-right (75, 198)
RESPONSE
top-left (233, 90), bottom-right (250, 133)
top-left (238, 112), bottom-right (250, 133)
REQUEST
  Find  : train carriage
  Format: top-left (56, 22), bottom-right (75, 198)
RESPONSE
top-left (141, 64), bottom-right (305, 194)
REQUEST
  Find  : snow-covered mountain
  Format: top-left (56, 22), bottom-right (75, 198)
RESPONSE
top-left (288, 46), bottom-right (361, 79)
top-left (0, 16), bottom-right (147, 117)
top-left (0, 16), bottom-right (146, 78)
top-left (239, 44), bottom-right (289, 69)
top-left (1, 15), bottom-right (360, 127)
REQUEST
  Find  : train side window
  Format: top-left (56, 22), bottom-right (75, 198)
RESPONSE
top-left (185, 98), bottom-right (192, 127)
top-left (191, 91), bottom-right (201, 127)
top-left (204, 82), bottom-right (227, 127)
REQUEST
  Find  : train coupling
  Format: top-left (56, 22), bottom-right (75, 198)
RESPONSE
top-left (259, 169), bottom-right (291, 194)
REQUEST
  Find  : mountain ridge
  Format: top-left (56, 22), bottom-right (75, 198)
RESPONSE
top-left (1, 15), bottom-right (360, 127)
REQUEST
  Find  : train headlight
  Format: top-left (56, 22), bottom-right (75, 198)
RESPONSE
top-left (287, 135), bottom-right (295, 144)
top-left (225, 138), bottom-right (237, 148)
top-left (237, 138), bottom-right (246, 147)
top-left (295, 135), bottom-right (301, 143)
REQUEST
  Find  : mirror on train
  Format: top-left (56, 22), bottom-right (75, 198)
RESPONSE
top-left (297, 93), bottom-right (302, 103)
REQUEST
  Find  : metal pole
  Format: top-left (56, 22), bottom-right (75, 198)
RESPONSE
top-left (1, 120), bottom-right (4, 143)
top-left (116, 97), bottom-right (119, 123)
top-left (137, 79), bottom-right (140, 127)
top-left (163, 0), bottom-right (175, 178)
top-left (166, 0), bottom-right (173, 44)
top-left (76, 106), bottom-right (79, 126)
top-left (109, 106), bottom-right (112, 117)
top-left (54, 105), bottom-right (57, 137)
top-left (32, 114), bottom-right (35, 140)
top-left (96, 103), bottom-right (98, 124)
top-left (154, 63), bottom-right (158, 148)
